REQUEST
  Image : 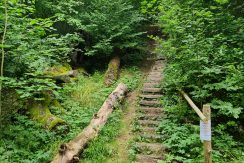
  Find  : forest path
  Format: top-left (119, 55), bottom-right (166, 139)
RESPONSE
top-left (134, 59), bottom-right (165, 163)
top-left (105, 58), bottom-right (165, 163)
top-left (104, 59), bottom-right (154, 163)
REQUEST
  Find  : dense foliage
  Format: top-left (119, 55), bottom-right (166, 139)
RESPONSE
top-left (159, 0), bottom-right (243, 121)
top-left (1, 0), bottom-right (243, 162)
top-left (0, 0), bottom-right (80, 110)
top-left (0, 0), bottom-right (144, 161)
top-left (0, 0), bottom-right (144, 119)
top-left (140, 0), bottom-right (162, 21)
top-left (36, 0), bottom-right (144, 57)
top-left (152, 0), bottom-right (244, 162)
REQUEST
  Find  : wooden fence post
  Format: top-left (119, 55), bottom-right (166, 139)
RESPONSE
top-left (203, 104), bottom-right (212, 163)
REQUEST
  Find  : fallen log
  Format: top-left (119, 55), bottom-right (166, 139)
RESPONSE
top-left (51, 83), bottom-right (128, 163)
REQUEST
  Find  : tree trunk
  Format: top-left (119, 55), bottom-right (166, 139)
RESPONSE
top-left (51, 83), bottom-right (128, 163)
top-left (104, 55), bottom-right (120, 86)
top-left (28, 93), bottom-right (65, 130)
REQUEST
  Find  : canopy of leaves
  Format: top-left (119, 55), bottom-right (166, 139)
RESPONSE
top-left (36, 0), bottom-right (144, 57)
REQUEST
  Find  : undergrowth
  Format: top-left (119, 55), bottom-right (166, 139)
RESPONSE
top-left (157, 96), bottom-right (244, 163)
top-left (151, 0), bottom-right (244, 162)
top-left (0, 66), bottom-right (142, 163)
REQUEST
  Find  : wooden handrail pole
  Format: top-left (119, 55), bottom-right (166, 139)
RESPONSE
top-left (203, 104), bottom-right (212, 163)
top-left (179, 90), bottom-right (207, 121)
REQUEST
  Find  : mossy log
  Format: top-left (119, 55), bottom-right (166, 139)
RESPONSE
top-left (51, 83), bottom-right (128, 163)
top-left (104, 55), bottom-right (120, 86)
top-left (28, 94), bottom-right (65, 130)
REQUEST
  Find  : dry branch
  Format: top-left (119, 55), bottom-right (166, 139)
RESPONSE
top-left (51, 83), bottom-right (128, 163)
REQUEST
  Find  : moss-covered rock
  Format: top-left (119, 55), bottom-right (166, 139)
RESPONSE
top-left (28, 93), bottom-right (65, 130)
top-left (44, 64), bottom-right (88, 83)
top-left (45, 64), bottom-right (72, 76)
top-left (44, 64), bottom-right (73, 83)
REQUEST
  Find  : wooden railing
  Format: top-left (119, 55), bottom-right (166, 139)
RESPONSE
top-left (180, 90), bottom-right (212, 163)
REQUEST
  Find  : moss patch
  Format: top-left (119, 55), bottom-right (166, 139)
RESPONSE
top-left (45, 64), bottom-right (72, 76)
top-left (28, 93), bottom-right (65, 130)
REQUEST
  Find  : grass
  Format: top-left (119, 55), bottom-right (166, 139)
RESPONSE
top-left (82, 107), bottom-right (124, 163)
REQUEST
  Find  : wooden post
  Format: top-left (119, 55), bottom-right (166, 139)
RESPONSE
top-left (203, 104), bottom-right (212, 163)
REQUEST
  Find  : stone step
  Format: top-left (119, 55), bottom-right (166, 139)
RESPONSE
top-left (151, 66), bottom-right (163, 71)
top-left (142, 88), bottom-right (161, 93)
top-left (140, 127), bottom-right (157, 134)
top-left (140, 94), bottom-right (163, 99)
top-left (147, 76), bottom-right (162, 80)
top-left (143, 83), bottom-right (160, 88)
top-left (156, 58), bottom-right (164, 61)
top-left (147, 75), bottom-right (162, 79)
top-left (139, 100), bottom-right (161, 107)
top-left (136, 154), bottom-right (164, 163)
top-left (138, 113), bottom-right (162, 121)
top-left (150, 70), bottom-right (163, 73)
top-left (149, 72), bottom-right (162, 76)
top-left (152, 64), bottom-right (163, 68)
top-left (135, 142), bottom-right (165, 155)
top-left (139, 107), bottom-right (163, 114)
top-left (149, 71), bottom-right (162, 75)
top-left (138, 120), bottom-right (160, 127)
top-left (149, 71), bottom-right (163, 74)
top-left (139, 134), bottom-right (162, 143)
top-left (147, 78), bottom-right (162, 82)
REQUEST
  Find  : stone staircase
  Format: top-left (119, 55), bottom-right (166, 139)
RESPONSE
top-left (134, 59), bottom-right (165, 163)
